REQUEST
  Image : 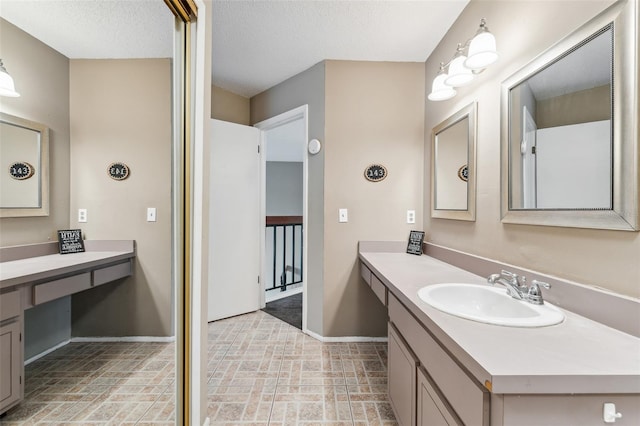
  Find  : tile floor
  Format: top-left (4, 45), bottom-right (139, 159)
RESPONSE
top-left (1, 310), bottom-right (396, 425)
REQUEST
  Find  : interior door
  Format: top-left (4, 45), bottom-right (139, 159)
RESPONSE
top-left (208, 119), bottom-right (261, 322)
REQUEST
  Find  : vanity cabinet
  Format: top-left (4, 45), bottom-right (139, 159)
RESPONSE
top-left (388, 292), bottom-right (490, 426)
top-left (0, 290), bottom-right (23, 414)
top-left (0, 240), bottom-right (136, 415)
top-left (417, 365), bottom-right (462, 426)
top-left (388, 323), bottom-right (418, 426)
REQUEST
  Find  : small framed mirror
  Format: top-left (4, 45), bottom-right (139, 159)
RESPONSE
top-left (0, 112), bottom-right (50, 217)
top-left (431, 102), bottom-right (477, 221)
top-left (500, 0), bottom-right (638, 231)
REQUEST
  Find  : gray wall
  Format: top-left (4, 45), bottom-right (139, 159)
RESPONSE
top-left (251, 62), bottom-right (326, 335)
top-left (266, 161), bottom-right (303, 216)
top-left (0, 19), bottom-right (72, 359)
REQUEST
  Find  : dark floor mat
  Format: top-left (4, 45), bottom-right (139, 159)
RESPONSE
top-left (262, 293), bottom-right (302, 329)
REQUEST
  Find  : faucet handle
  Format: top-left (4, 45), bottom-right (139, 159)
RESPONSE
top-left (527, 280), bottom-right (551, 304)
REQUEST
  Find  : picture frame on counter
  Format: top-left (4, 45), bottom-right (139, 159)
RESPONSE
top-left (407, 230), bottom-right (425, 255)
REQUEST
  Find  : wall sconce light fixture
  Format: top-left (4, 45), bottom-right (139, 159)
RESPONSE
top-left (0, 59), bottom-right (21, 97)
top-left (428, 19), bottom-right (498, 101)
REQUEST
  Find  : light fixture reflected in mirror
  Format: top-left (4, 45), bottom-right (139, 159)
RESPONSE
top-left (428, 19), bottom-right (498, 101)
top-left (0, 59), bottom-right (20, 97)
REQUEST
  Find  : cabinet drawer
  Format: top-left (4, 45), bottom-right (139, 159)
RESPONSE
top-left (93, 261), bottom-right (131, 286)
top-left (0, 290), bottom-right (21, 321)
top-left (33, 272), bottom-right (91, 305)
top-left (360, 263), bottom-right (372, 286)
top-left (371, 274), bottom-right (387, 306)
top-left (389, 293), bottom-right (489, 426)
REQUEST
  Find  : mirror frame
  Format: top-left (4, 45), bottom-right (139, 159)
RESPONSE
top-left (500, 0), bottom-right (638, 231)
top-left (431, 101), bottom-right (477, 221)
top-left (0, 112), bottom-right (50, 218)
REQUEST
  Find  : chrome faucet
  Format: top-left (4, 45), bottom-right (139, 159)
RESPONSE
top-left (487, 270), bottom-right (528, 300)
top-left (487, 270), bottom-right (551, 305)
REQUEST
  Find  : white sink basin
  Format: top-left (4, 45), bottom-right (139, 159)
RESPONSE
top-left (418, 283), bottom-right (564, 327)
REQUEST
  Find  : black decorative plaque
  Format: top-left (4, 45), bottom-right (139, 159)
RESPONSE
top-left (458, 165), bottom-right (469, 182)
top-left (107, 162), bottom-right (130, 181)
top-left (57, 229), bottom-right (85, 254)
top-left (406, 230), bottom-right (425, 256)
top-left (364, 164), bottom-right (387, 182)
top-left (9, 162), bottom-right (35, 180)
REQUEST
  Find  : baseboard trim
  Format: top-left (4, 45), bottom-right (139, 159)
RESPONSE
top-left (24, 336), bottom-right (176, 365)
top-left (25, 339), bottom-right (71, 365)
top-left (304, 329), bottom-right (388, 343)
top-left (71, 336), bottom-right (176, 343)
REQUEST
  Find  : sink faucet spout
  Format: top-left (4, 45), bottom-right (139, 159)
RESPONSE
top-left (487, 270), bottom-right (527, 300)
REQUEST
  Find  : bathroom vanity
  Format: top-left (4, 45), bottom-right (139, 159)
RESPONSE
top-left (359, 241), bottom-right (640, 426)
top-left (0, 240), bottom-right (135, 414)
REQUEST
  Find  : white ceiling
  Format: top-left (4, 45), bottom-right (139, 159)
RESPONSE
top-left (0, 0), bottom-right (469, 98)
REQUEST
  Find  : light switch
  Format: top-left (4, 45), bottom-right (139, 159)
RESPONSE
top-left (147, 207), bottom-right (157, 222)
top-left (407, 210), bottom-right (416, 224)
top-left (339, 208), bottom-right (348, 223)
top-left (78, 209), bottom-right (87, 223)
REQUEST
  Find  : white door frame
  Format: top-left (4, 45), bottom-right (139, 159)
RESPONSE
top-left (254, 105), bottom-right (309, 332)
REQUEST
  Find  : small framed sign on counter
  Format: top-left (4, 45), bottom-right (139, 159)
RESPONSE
top-left (406, 230), bottom-right (425, 255)
top-left (57, 229), bottom-right (85, 254)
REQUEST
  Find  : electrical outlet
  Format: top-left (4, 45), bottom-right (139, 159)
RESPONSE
top-left (339, 208), bottom-right (348, 223)
top-left (407, 210), bottom-right (416, 224)
top-left (147, 207), bottom-right (157, 222)
top-left (78, 209), bottom-right (87, 223)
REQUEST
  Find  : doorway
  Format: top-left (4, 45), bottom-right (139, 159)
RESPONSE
top-left (255, 105), bottom-right (309, 332)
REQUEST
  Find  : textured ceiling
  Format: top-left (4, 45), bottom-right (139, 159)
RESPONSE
top-left (0, 0), bottom-right (469, 98)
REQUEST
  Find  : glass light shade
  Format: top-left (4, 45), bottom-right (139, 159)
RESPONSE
top-left (465, 31), bottom-right (498, 70)
top-left (0, 64), bottom-right (20, 97)
top-left (428, 73), bottom-right (456, 101)
top-left (444, 55), bottom-right (474, 87)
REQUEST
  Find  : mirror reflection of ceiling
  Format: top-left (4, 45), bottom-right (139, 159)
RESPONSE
top-left (0, 0), bottom-right (469, 98)
top-left (527, 28), bottom-right (611, 100)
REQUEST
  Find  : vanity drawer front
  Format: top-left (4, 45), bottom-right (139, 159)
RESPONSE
top-left (33, 272), bottom-right (91, 305)
top-left (0, 290), bottom-right (21, 321)
top-left (360, 263), bottom-right (372, 286)
top-left (371, 274), bottom-right (387, 306)
top-left (93, 261), bottom-right (131, 286)
top-left (389, 294), bottom-right (489, 426)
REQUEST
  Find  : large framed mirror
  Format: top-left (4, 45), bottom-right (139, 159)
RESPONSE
top-left (431, 102), bottom-right (477, 221)
top-left (0, 112), bottom-right (49, 217)
top-left (500, 0), bottom-right (638, 231)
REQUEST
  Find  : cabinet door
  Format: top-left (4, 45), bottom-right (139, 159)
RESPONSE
top-left (0, 319), bottom-right (23, 414)
top-left (388, 322), bottom-right (418, 426)
top-left (417, 366), bottom-right (463, 426)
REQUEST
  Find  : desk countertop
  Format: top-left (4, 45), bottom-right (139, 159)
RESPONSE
top-left (0, 240), bottom-right (135, 290)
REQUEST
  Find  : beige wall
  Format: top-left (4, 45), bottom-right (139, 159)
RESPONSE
top-left (69, 59), bottom-right (173, 336)
top-left (537, 84), bottom-right (610, 128)
top-left (0, 18), bottom-right (73, 358)
top-left (324, 61), bottom-right (425, 336)
top-left (425, 0), bottom-right (640, 298)
top-left (212, 85), bottom-right (250, 125)
top-left (252, 61), bottom-right (425, 337)
top-left (0, 18), bottom-right (70, 245)
top-left (251, 62), bottom-right (326, 335)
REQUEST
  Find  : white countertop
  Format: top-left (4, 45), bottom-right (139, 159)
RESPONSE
top-left (0, 241), bottom-right (135, 290)
top-left (359, 249), bottom-right (640, 394)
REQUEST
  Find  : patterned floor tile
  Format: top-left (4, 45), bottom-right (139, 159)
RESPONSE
top-left (2, 310), bottom-right (396, 425)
